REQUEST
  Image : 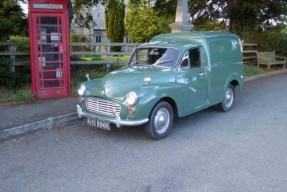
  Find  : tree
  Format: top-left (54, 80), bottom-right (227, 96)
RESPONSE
top-left (257, 25), bottom-right (287, 56)
top-left (125, 0), bottom-right (162, 43)
top-left (153, 0), bottom-right (176, 34)
top-left (189, 0), bottom-right (287, 39)
top-left (0, 0), bottom-right (26, 41)
top-left (105, 0), bottom-right (125, 47)
top-left (153, 0), bottom-right (176, 17)
top-left (72, 0), bottom-right (98, 28)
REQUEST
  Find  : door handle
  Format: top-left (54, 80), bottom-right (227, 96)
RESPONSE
top-left (198, 73), bottom-right (205, 77)
top-left (191, 76), bottom-right (197, 82)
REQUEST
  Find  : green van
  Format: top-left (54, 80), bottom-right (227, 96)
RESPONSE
top-left (77, 32), bottom-right (244, 140)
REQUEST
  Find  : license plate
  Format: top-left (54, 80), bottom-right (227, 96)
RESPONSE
top-left (87, 118), bottom-right (111, 130)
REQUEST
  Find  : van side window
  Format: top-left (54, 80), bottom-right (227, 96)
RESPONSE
top-left (189, 48), bottom-right (200, 68)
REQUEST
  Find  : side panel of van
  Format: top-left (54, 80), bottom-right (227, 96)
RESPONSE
top-left (207, 37), bottom-right (243, 105)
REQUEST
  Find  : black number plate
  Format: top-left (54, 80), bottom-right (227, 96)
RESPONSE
top-left (87, 118), bottom-right (111, 130)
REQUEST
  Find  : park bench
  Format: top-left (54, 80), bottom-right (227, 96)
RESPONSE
top-left (257, 51), bottom-right (286, 69)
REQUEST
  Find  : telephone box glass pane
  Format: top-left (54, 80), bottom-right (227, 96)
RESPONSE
top-left (36, 15), bottom-right (64, 89)
top-left (40, 17), bottom-right (58, 25)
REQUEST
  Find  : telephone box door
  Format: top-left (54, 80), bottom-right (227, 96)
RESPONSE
top-left (30, 13), bottom-right (70, 98)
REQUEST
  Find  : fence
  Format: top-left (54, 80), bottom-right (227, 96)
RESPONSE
top-left (0, 42), bottom-right (141, 69)
top-left (242, 43), bottom-right (258, 65)
top-left (70, 42), bottom-right (140, 65)
top-left (0, 42), bottom-right (258, 68)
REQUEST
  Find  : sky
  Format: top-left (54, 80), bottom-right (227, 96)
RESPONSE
top-left (20, 1), bottom-right (28, 15)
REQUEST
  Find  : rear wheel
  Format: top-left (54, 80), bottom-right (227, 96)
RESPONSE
top-left (145, 101), bottom-right (173, 140)
top-left (218, 84), bottom-right (235, 112)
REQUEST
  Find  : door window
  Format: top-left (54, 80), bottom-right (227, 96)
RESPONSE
top-left (180, 48), bottom-right (201, 69)
top-left (189, 48), bottom-right (200, 68)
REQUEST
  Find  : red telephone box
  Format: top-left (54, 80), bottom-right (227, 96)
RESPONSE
top-left (28, 0), bottom-right (71, 99)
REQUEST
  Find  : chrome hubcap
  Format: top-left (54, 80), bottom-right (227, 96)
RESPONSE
top-left (224, 88), bottom-right (234, 108)
top-left (154, 108), bottom-right (170, 134)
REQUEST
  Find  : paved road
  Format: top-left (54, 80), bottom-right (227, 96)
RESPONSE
top-left (1, 74), bottom-right (287, 192)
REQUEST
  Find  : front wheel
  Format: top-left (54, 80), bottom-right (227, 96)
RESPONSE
top-left (144, 101), bottom-right (173, 140)
top-left (217, 84), bottom-right (235, 112)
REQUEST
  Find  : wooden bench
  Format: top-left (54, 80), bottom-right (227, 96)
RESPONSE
top-left (257, 51), bottom-right (286, 69)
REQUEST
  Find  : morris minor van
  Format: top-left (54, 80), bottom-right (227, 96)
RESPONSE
top-left (77, 32), bottom-right (244, 140)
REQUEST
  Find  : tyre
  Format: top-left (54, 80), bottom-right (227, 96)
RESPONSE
top-left (217, 84), bottom-right (235, 112)
top-left (144, 101), bottom-right (173, 140)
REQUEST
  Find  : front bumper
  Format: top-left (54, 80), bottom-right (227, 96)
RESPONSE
top-left (77, 105), bottom-right (149, 128)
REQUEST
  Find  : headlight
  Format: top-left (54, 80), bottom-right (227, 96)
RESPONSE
top-left (78, 84), bottom-right (86, 96)
top-left (126, 91), bottom-right (137, 105)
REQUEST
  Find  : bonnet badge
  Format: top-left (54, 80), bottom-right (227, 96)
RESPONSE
top-left (101, 90), bottom-right (105, 96)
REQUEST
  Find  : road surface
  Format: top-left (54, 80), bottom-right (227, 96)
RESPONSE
top-left (1, 74), bottom-right (287, 192)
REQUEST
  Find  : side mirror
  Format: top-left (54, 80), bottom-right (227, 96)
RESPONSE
top-left (85, 73), bottom-right (90, 81)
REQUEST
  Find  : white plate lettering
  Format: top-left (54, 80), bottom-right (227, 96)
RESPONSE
top-left (87, 118), bottom-right (111, 130)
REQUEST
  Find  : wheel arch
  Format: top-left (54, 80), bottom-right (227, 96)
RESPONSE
top-left (160, 97), bottom-right (179, 118)
top-left (149, 97), bottom-right (179, 119)
top-left (230, 79), bottom-right (239, 89)
top-left (225, 73), bottom-right (243, 92)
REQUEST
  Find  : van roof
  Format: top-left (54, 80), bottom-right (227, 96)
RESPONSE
top-left (139, 40), bottom-right (200, 50)
top-left (139, 32), bottom-right (240, 51)
top-left (151, 31), bottom-right (239, 42)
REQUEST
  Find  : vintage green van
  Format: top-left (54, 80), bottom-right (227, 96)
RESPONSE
top-left (77, 32), bottom-right (244, 140)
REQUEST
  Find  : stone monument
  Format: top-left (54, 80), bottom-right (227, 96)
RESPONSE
top-left (169, 0), bottom-right (193, 32)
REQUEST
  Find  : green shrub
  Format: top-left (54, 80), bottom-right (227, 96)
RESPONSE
top-left (0, 55), bottom-right (30, 89)
top-left (15, 65), bottom-right (31, 87)
top-left (0, 41), bottom-right (6, 51)
top-left (0, 85), bottom-right (35, 103)
top-left (9, 35), bottom-right (29, 51)
top-left (71, 66), bottom-right (108, 96)
top-left (257, 30), bottom-right (287, 56)
top-left (70, 33), bottom-right (88, 43)
top-left (0, 57), bottom-right (16, 88)
top-left (70, 33), bottom-right (89, 52)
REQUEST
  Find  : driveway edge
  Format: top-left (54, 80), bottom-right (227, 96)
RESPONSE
top-left (244, 68), bottom-right (287, 82)
top-left (0, 113), bottom-right (78, 141)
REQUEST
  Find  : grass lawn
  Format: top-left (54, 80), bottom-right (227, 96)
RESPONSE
top-left (243, 64), bottom-right (271, 76)
top-left (0, 85), bottom-right (35, 104)
top-left (79, 55), bottom-right (130, 62)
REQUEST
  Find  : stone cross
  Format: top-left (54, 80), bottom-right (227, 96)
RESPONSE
top-left (169, 0), bottom-right (193, 32)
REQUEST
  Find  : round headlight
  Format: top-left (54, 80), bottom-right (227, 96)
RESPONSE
top-left (126, 91), bottom-right (137, 105)
top-left (78, 84), bottom-right (86, 96)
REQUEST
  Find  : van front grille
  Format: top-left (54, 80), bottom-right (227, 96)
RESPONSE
top-left (86, 98), bottom-right (121, 116)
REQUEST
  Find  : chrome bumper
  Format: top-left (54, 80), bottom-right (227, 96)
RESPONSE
top-left (77, 105), bottom-right (149, 128)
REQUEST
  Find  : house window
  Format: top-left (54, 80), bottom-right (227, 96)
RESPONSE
top-left (94, 31), bottom-right (102, 43)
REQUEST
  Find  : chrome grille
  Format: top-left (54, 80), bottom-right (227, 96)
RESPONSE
top-left (86, 98), bottom-right (121, 116)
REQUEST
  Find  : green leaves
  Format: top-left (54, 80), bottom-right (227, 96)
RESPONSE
top-left (126, 2), bottom-right (161, 43)
top-left (105, 0), bottom-right (125, 42)
top-left (0, 57), bottom-right (16, 88)
top-left (105, 0), bottom-right (125, 51)
top-left (0, 0), bottom-right (26, 41)
top-left (189, 0), bottom-right (287, 39)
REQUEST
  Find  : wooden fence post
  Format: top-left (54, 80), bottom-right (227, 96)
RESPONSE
top-left (106, 39), bottom-right (111, 72)
top-left (9, 43), bottom-right (16, 72)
